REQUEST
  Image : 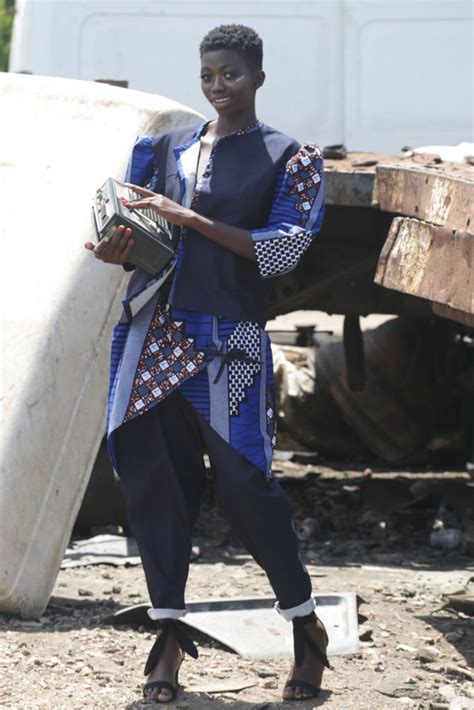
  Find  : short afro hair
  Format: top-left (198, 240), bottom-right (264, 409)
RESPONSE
top-left (200, 24), bottom-right (263, 70)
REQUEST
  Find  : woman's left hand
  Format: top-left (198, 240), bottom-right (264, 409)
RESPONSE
top-left (123, 184), bottom-right (194, 226)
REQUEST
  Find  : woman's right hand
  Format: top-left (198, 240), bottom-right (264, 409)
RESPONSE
top-left (85, 225), bottom-right (134, 264)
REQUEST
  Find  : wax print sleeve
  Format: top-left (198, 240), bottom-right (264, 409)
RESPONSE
top-left (121, 137), bottom-right (160, 271)
top-left (251, 144), bottom-right (324, 278)
top-left (124, 136), bottom-right (159, 190)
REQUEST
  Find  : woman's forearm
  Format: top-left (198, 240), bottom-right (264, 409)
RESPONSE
top-left (186, 212), bottom-right (256, 261)
top-left (121, 186), bottom-right (257, 261)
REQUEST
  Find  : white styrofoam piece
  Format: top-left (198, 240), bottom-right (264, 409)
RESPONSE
top-left (0, 73), bottom-right (202, 618)
top-left (414, 142), bottom-right (474, 163)
top-left (182, 594), bottom-right (360, 659)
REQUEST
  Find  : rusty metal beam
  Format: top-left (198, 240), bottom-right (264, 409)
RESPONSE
top-left (324, 170), bottom-right (375, 208)
top-left (373, 165), bottom-right (474, 230)
top-left (375, 217), bottom-right (473, 318)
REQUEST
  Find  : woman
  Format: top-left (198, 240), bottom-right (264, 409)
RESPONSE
top-left (85, 24), bottom-right (328, 704)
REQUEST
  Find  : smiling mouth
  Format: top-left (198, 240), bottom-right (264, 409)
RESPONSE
top-left (212, 97), bottom-right (232, 105)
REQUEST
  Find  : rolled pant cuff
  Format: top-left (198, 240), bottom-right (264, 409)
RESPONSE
top-left (147, 608), bottom-right (187, 621)
top-left (275, 596), bottom-right (316, 621)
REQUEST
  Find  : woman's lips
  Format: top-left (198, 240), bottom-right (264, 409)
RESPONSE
top-left (212, 96), bottom-right (232, 106)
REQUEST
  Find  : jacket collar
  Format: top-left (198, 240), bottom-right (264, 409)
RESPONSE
top-left (173, 120), bottom-right (263, 199)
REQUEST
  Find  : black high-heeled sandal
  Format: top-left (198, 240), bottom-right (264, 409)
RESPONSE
top-left (143, 619), bottom-right (199, 703)
top-left (283, 611), bottom-right (330, 701)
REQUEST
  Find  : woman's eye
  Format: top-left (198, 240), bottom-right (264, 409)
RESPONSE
top-left (200, 74), bottom-right (211, 82)
top-left (224, 72), bottom-right (239, 80)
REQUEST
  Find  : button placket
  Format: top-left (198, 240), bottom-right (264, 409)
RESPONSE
top-left (192, 142), bottom-right (217, 208)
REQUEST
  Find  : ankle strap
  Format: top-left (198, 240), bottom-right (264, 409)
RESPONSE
top-left (298, 611), bottom-right (317, 625)
top-left (292, 613), bottom-right (330, 669)
top-left (144, 620), bottom-right (198, 676)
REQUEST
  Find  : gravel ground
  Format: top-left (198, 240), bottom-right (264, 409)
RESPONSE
top-left (1, 464), bottom-right (473, 710)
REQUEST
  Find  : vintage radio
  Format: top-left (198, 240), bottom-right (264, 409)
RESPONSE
top-left (92, 178), bottom-right (174, 275)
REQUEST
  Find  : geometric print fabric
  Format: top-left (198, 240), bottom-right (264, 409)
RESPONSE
top-left (124, 304), bottom-right (205, 421)
top-left (254, 230), bottom-right (313, 279)
top-left (286, 143), bottom-right (322, 216)
top-left (227, 322), bottom-right (262, 416)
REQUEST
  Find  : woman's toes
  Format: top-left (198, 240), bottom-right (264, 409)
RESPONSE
top-left (144, 685), bottom-right (172, 702)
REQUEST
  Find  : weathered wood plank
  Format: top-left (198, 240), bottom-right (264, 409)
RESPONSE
top-left (431, 303), bottom-right (474, 328)
top-left (375, 217), bottom-right (473, 316)
top-left (373, 165), bottom-right (474, 231)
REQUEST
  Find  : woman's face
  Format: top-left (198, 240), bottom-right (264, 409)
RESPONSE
top-left (200, 49), bottom-right (264, 117)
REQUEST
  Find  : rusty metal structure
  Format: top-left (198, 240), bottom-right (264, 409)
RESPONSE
top-left (271, 152), bottom-right (473, 325)
top-left (269, 152), bottom-right (473, 467)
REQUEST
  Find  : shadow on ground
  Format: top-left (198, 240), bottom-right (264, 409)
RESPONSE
top-left (124, 687), bottom-right (333, 709)
top-left (421, 612), bottom-right (473, 668)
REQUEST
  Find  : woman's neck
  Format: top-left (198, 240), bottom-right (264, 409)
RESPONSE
top-left (210, 110), bottom-right (258, 138)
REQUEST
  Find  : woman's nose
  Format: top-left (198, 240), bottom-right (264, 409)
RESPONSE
top-left (211, 75), bottom-right (225, 93)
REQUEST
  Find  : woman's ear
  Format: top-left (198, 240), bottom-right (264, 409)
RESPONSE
top-left (254, 70), bottom-right (265, 90)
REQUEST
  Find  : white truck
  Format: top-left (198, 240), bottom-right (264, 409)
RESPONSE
top-left (9, 0), bottom-right (473, 151)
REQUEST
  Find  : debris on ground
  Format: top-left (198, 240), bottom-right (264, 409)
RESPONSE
top-left (2, 461), bottom-right (473, 709)
top-left (273, 316), bottom-right (468, 465)
top-left (62, 535), bottom-right (201, 569)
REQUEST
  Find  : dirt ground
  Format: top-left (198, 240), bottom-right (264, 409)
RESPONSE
top-left (1, 461), bottom-right (473, 710)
